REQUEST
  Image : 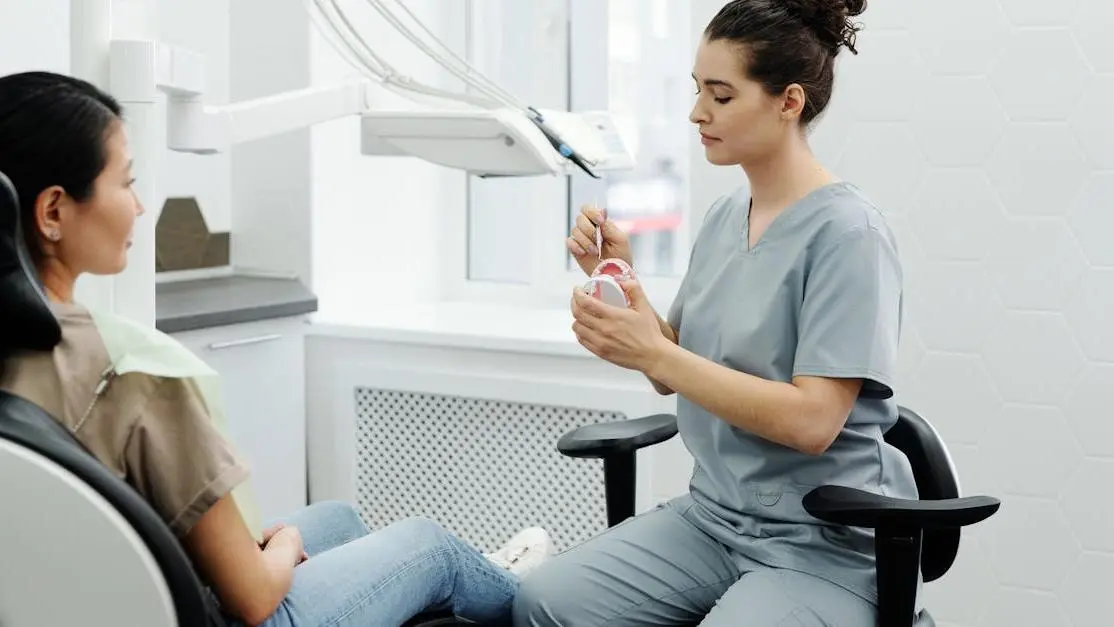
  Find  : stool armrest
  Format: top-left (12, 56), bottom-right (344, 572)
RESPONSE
top-left (802, 485), bottom-right (1001, 529)
top-left (556, 413), bottom-right (678, 459)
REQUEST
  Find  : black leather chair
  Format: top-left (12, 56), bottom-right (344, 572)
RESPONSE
top-left (0, 169), bottom-right (228, 626)
top-left (411, 404), bottom-right (1000, 627)
top-left (802, 406), bottom-right (1001, 625)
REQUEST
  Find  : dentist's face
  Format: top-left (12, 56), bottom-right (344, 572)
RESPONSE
top-left (689, 37), bottom-right (794, 166)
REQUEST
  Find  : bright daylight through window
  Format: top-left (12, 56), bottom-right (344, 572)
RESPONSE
top-left (567, 0), bottom-right (692, 280)
top-left (465, 0), bottom-right (692, 305)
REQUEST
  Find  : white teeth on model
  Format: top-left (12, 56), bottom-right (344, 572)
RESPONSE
top-left (592, 258), bottom-right (633, 281)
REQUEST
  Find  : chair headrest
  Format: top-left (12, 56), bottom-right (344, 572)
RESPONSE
top-left (0, 170), bottom-right (61, 352)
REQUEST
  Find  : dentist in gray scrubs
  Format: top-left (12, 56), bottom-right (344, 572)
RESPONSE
top-left (515, 1), bottom-right (918, 626)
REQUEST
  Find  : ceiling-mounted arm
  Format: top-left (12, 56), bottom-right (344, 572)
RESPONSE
top-left (305, 0), bottom-right (628, 178)
top-left (110, 39), bottom-right (373, 155)
top-left (167, 81), bottom-right (372, 154)
top-left (109, 11), bottom-right (635, 178)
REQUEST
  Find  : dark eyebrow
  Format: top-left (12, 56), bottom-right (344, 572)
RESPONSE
top-left (692, 73), bottom-right (735, 90)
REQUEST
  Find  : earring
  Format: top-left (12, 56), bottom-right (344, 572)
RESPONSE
top-left (46, 230), bottom-right (60, 242)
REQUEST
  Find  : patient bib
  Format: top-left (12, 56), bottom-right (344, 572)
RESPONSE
top-left (86, 307), bottom-right (264, 542)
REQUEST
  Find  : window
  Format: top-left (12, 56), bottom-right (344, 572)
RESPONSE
top-left (453, 0), bottom-right (694, 310)
top-left (567, 0), bottom-right (692, 281)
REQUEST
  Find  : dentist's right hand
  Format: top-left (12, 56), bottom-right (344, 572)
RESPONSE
top-left (567, 204), bottom-right (634, 277)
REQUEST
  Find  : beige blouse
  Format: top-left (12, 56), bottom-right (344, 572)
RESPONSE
top-left (0, 302), bottom-right (249, 538)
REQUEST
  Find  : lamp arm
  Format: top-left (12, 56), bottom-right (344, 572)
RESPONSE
top-left (167, 80), bottom-right (372, 154)
top-left (110, 39), bottom-right (373, 155)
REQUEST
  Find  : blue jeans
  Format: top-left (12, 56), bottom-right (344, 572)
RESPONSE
top-left (228, 500), bottom-right (519, 626)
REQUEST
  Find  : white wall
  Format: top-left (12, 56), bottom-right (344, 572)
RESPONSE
top-left (308, 0), bottom-right (469, 319)
top-left (159, 0), bottom-right (313, 280)
top-left (229, 0), bottom-right (312, 282)
top-left (158, 0), bottom-right (231, 233)
top-left (0, 0), bottom-right (70, 76)
top-left (0, 0), bottom-right (161, 315)
top-left (683, 1), bottom-right (1112, 625)
top-left (0, 0), bottom-right (235, 248)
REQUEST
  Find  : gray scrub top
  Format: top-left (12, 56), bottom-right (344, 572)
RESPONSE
top-left (666, 181), bottom-right (918, 604)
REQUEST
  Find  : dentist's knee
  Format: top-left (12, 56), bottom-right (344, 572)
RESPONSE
top-left (512, 560), bottom-right (585, 627)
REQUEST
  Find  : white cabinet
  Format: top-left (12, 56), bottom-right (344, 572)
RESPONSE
top-left (172, 316), bottom-right (308, 524)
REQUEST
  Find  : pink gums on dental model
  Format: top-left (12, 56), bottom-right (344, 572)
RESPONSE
top-left (583, 258), bottom-right (634, 307)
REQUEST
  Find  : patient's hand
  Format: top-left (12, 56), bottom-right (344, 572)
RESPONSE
top-left (261, 523), bottom-right (286, 546)
top-left (261, 523), bottom-right (309, 563)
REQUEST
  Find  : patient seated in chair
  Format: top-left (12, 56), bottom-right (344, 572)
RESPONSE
top-left (0, 70), bottom-right (551, 627)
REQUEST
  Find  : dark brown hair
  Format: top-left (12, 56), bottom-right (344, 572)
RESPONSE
top-left (0, 72), bottom-right (123, 376)
top-left (0, 71), bottom-right (123, 265)
top-left (704, 0), bottom-right (867, 124)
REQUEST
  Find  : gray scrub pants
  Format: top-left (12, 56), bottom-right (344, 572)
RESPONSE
top-left (512, 496), bottom-right (876, 626)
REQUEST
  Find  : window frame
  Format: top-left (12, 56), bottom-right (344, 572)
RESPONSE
top-left (441, 0), bottom-right (697, 315)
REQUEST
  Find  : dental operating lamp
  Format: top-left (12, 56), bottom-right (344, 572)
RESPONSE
top-left (68, 0), bottom-right (635, 327)
top-left (154, 0), bottom-right (636, 176)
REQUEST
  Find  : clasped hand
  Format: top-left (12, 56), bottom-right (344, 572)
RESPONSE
top-left (261, 522), bottom-right (309, 565)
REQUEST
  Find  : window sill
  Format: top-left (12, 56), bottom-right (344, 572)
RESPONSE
top-left (307, 300), bottom-right (591, 359)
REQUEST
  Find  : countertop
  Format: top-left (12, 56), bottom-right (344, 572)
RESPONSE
top-left (155, 274), bottom-right (318, 334)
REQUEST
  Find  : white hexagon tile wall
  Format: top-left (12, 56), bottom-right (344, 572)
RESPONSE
top-left (802, 0), bottom-right (1114, 625)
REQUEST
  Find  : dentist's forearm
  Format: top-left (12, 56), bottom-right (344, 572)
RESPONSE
top-left (645, 341), bottom-right (856, 455)
top-left (646, 312), bottom-right (678, 395)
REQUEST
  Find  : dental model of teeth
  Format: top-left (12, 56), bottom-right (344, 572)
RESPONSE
top-left (583, 258), bottom-right (634, 308)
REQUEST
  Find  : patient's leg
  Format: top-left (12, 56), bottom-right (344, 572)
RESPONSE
top-left (265, 500), bottom-right (371, 557)
top-left (254, 501), bottom-right (550, 626)
top-left (261, 515), bottom-right (520, 626)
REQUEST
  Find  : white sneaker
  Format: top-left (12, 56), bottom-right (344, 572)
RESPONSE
top-left (485, 527), bottom-right (555, 577)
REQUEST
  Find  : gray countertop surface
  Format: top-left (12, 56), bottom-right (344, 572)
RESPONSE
top-left (155, 274), bottom-right (318, 334)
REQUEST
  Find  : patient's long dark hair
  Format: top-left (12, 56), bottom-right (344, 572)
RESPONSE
top-left (0, 71), bottom-right (123, 381)
top-left (0, 71), bottom-right (123, 265)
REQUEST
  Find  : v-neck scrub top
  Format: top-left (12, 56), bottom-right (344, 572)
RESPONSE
top-left (665, 181), bottom-right (919, 604)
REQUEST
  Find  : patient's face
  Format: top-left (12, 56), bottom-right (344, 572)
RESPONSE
top-left (49, 123), bottom-right (145, 276)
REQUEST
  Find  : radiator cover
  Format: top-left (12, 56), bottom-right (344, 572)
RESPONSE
top-left (354, 387), bottom-right (626, 553)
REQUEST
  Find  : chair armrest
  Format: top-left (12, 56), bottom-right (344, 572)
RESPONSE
top-left (557, 413), bottom-right (678, 459)
top-left (802, 485), bottom-right (1000, 530)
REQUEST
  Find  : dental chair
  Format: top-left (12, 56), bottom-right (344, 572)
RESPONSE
top-left (0, 170), bottom-right (226, 626)
top-left (0, 163), bottom-right (999, 627)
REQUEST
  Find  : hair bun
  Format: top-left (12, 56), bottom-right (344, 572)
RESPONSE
top-left (844, 0), bottom-right (867, 17)
top-left (786, 0), bottom-right (867, 55)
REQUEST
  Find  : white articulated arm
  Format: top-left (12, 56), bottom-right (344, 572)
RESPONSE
top-left (110, 39), bottom-right (372, 155)
top-left (108, 5), bottom-right (635, 177)
top-left (68, 0), bottom-right (636, 328)
top-left (167, 81), bottom-right (372, 154)
top-left (305, 0), bottom-right (636, 178)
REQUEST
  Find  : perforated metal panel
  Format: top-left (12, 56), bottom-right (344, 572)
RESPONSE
top-left (353, 387), bottom-right (625, 553)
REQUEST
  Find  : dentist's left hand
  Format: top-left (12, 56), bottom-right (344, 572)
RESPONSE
top-left (571, 278), bottom-right (669, 373)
